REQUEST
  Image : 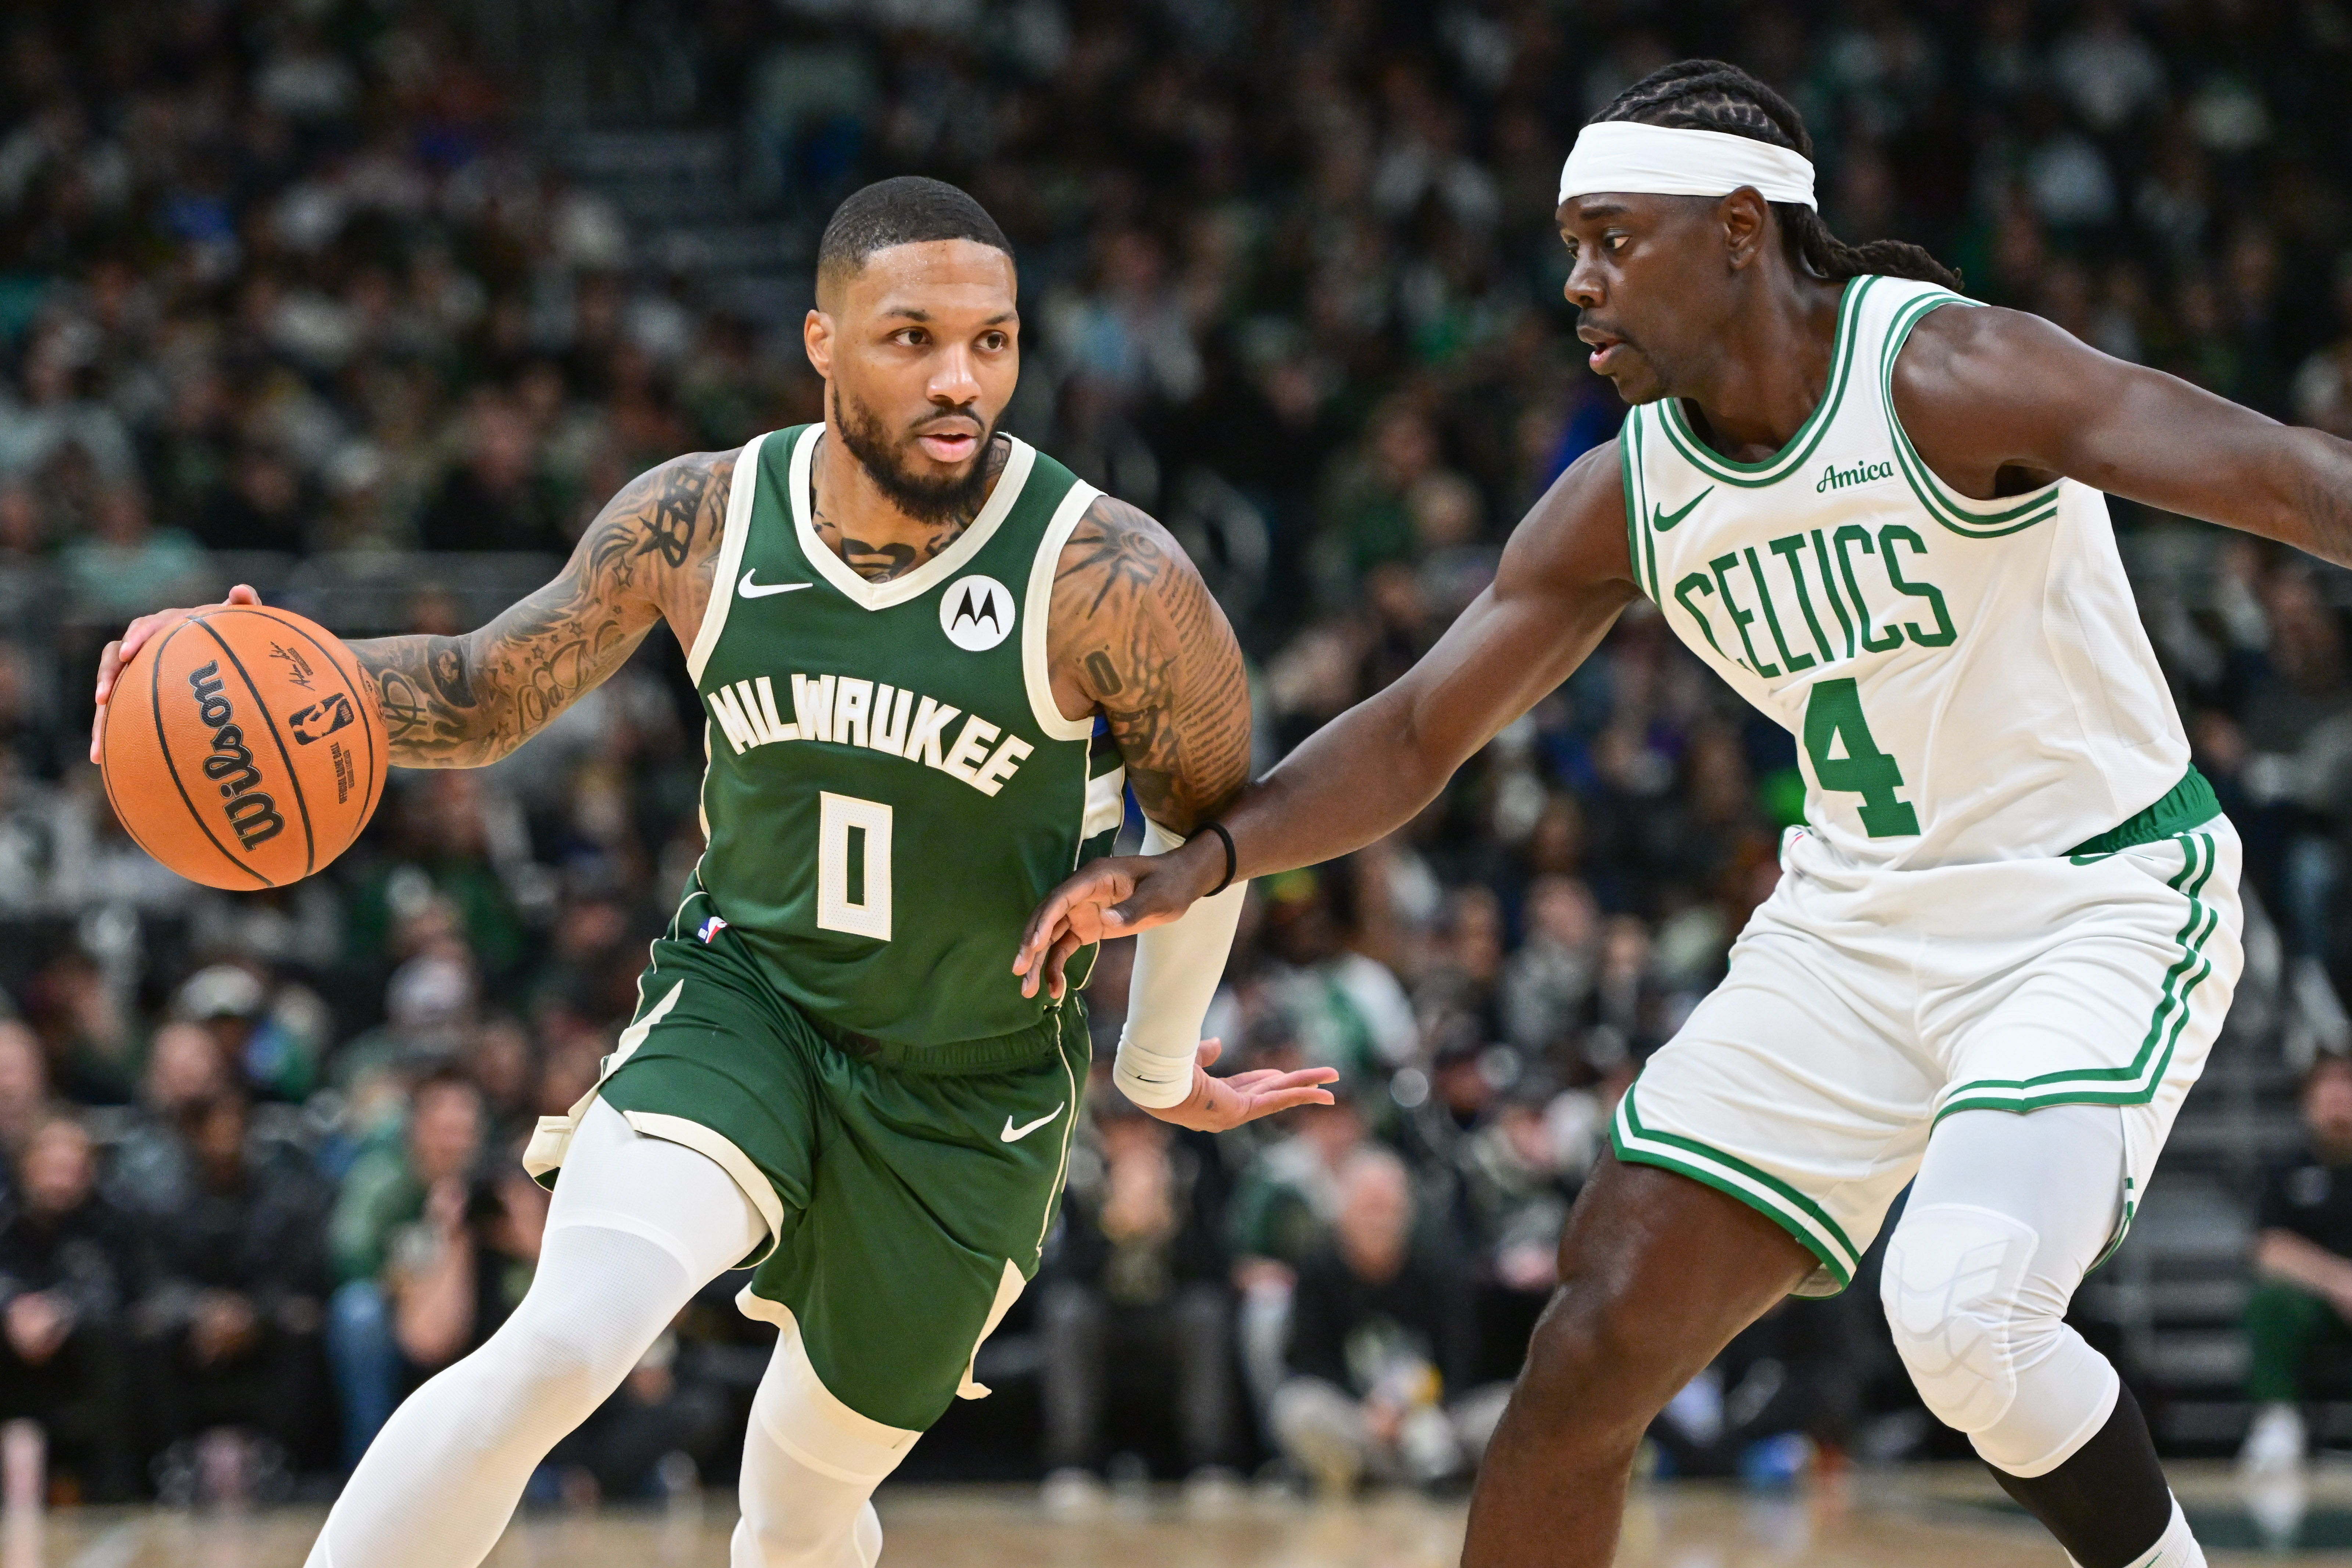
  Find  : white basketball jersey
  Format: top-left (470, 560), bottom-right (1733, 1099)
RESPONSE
top-left (1622, 275), bottom-right (2189, 870)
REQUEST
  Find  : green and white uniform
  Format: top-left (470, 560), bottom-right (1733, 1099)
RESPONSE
top-left (1612, 276), bottom-right (2242, 1292)
top-left (530, 423), bottom-right (1123, 1430)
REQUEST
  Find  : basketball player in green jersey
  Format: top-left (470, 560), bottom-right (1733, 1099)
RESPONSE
top-left (1019, 64), bottom-right (2352, 1568)
top-left (91, 177), bottom-right (1333, 1568)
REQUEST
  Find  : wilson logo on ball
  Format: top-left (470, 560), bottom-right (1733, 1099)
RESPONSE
top-left (187, 661), bottom-right (285, 849)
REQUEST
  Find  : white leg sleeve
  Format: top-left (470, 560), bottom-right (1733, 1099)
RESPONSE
top-left (732, 1321), bottom-right (921, 1568)
top-left (1114, 818), bottom-right (1247, 1110)
top-left (1881, 1104), bottom-right (2127, 1478)
top-left (308, 1100), bottom-right (768, 1568)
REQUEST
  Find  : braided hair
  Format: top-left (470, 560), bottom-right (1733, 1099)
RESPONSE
top-left (1590, 60), bottom-right (1963, 292)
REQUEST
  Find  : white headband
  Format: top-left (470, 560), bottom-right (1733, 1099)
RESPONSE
top-left (1558, 122), bottom-right (1816, 210)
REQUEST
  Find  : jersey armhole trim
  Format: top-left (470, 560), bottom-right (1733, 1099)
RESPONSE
top-left (685, 429), bottom-right (773, 681)
top-left (1619, 420), bottom-right (1658, 604)
top-left (1022, 479), bottom-right (1104, 743)
top-left (1880, 294), bottom-right (2062, 538)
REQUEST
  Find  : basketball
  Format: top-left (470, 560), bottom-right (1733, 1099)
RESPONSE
top-left (99, 605), bottom-right (387, 890)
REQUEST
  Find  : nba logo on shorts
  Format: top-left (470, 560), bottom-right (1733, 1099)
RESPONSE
top-left (697, 915), bottom-right (729, 943)
top-left (940, 575), bottom-right (1015, 651)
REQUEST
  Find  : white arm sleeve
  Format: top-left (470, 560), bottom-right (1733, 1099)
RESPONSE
top-left (1113, 818), bottom-right (1247, 1109)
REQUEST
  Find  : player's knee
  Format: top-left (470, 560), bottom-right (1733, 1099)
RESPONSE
top-left (1513, 1280), bottom-right (1670, 1443)
top-left (1880, 1202), bottom-right (2051, 1434)
top-left (484, 1301), bottom-right (648, 1418)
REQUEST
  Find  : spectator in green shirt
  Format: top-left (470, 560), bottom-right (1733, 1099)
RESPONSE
top-left (324, 1072), bottom-right (483, 1468)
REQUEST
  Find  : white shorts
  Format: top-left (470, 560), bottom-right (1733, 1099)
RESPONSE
top-left (1613, 815), bottom-right (2243, 1295)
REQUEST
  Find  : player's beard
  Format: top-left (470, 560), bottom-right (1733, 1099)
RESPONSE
top-left (830, 384), bottom-right (998, 526)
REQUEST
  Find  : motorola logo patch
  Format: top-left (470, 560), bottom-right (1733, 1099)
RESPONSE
top-left (940, 574), bottom-right (1016, 651)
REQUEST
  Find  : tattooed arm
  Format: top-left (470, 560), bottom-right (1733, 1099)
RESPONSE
top-left (1043, 491), bottom-right (1335, 1132)
top-left (1045, 493), bottom-right (1252, 831)
top-left (89, 450), bottom-right (735, 769)
top-left (352, 450), bottom-right (733, 766)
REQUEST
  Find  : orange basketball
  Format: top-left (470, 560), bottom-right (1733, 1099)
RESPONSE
top-left (100, 605), bottom-right (388, 889)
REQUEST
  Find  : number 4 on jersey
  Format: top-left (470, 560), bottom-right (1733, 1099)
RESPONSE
top-left (1802, 679), bottom-right (1920, 837)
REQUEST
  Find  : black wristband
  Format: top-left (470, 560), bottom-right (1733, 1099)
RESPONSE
top-left (1201, 821), bottom-right (1238, 897)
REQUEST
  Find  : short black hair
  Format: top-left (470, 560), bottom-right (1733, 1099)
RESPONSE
top-left (815, 177), bottom-right (1013, 301)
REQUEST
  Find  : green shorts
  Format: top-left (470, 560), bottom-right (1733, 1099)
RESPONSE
top-left (565, 928), bottom-right (1088, 1432)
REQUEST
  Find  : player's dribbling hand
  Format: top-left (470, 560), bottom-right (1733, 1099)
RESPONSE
top-left (1013, 837), bottom-right (1223, 999)
top-left (1139, 1040), bottom-right (1339, 1133)
top-left (88, 583), bottom-right (263, 763)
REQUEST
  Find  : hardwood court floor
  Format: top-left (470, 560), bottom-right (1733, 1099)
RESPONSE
top-left (8, 1464), bottom-right (2352, 1566)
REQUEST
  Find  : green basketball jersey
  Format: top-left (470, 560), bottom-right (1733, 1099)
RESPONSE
top-left (683, 424), bottom-right (1123, 1051)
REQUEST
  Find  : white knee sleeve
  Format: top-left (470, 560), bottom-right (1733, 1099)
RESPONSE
top-left (1884, 1105), bottom-right (2132, 1478)
top-left (1881, 1201), bottom-right (2118, 1474)
top-left (733, 1323), bottom-right (920, 1568)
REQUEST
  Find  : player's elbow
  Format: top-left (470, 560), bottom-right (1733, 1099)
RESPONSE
top-left (1390, 687), bottom-right (1477, 806)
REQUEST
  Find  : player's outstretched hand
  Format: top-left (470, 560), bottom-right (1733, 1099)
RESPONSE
top-left (1013, 842), bottom-right (1219, 1000)
top-left (89, 583), bottom-right (263, 763)
top-left (1141, 1040), bottom-right (1339, 1133)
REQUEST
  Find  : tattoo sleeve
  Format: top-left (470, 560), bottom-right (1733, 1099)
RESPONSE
top-left (352, 452), bottom-right (733, 767)
top-left (1049, 495), bottom-right (1253, 831)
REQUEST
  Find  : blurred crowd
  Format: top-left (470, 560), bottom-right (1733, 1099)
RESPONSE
top-left (0, 0), bottom-right (2346, 1504)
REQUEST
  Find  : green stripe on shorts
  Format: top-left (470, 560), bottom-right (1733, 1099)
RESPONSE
top-left (1936, 830), bottom-right (2219, 1118)
top-left (1611, 1083), bottom-right (1860, 1285)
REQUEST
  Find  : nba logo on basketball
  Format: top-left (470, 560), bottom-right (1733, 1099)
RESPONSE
top-left (289, 693), bottom-right (356, 745)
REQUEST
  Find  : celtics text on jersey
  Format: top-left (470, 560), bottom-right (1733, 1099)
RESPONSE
top-left (1620, 274), bottom-right (2194, 870)
top-left (683, 425), bottom-right (1125, 1049)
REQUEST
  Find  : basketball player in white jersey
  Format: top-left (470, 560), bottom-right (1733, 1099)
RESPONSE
top-left (1017, 61), bottom-right (2352, 1568)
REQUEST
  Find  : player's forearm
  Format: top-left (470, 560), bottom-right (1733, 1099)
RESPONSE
top-left (1214, 577), bottom-right (1626, 884)
top-left (1217, 681), bottom-right (1459, 883)
top-left (353, 610), bottom-right (649, 770)
top-left (2254, 425), bottom-right (2352, 570)
top-left (2106, 421), bottom-right (2352, 571)
top-left (349, 449), bottom-right (721, 769)
top-left (352, 633), bottom-right (509, 768)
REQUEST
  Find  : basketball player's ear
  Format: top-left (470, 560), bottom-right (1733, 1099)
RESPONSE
top-left (803, 307), bottom-right (836, 380)
top-left (1721, 187), bottom-right (1771, 272)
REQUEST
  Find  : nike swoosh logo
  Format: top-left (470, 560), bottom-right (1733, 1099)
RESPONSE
top-left (1650, 485), bottom-right (1715, 533)
top-left (1001, 1104), bottom-right (1065, 1143)
top-left (739, 570), bottom-right (814, 598)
